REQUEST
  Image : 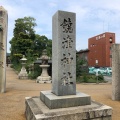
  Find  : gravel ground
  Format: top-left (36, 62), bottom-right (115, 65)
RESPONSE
top-left (0, 66), bottom-right (120, 120)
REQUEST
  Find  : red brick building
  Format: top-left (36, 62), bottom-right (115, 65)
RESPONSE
top-left (88, 32), bottom-right (115, 67)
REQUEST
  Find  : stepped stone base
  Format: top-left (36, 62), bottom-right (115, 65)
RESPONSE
top-left (18, 73), bottom-right (28, 79)
top-left (40, 91), bottom-right (91, 109)
top-left (25, 96), bottom-right (112, 120)
top-left (36, 76), bottom-right (51, 83)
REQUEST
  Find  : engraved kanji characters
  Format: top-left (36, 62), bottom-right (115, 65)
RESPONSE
top-left (62, 35), bottom-right (73, 49)
top-left (61, 72), bottom-right (73, 86)
top-left (60, 18), bottom-right (73, 33)
top-left (61, 53), bottom-right (73, 67)
top-left (60, 17), bottom-right (74, 86)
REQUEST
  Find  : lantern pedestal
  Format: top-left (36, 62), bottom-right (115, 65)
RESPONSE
top-left (36, 65), bottom-right (51, 83)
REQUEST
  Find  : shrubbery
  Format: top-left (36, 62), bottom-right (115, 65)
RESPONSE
top-left (76, 73), bottom-right (105, 83)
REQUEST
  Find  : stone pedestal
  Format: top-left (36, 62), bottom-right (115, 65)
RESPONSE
top-left (112, 44), bottom-right (120, 100)
top-left (40, 91), bottom-right (91, 109)
top-left (36, 65), bottom-right (51, 83)
top-left (25, 97), bottom-right (112, 120)
top-left (18, 63), bottom-right (28, 79)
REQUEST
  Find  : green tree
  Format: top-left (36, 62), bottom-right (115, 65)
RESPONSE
top-left (10, 16), bottom-right (36, 63)
top-left (33, 34), bottom-right (52, 57)
top-left (76, 54), bottom-right (88, 77)
top-left (9, 16), bottom-right (52, 75)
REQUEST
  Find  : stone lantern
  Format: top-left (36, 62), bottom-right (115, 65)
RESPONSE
top-left (36, 49), bottom-right (51, 83)
top-left (18, 55), bottom-right (28, 79)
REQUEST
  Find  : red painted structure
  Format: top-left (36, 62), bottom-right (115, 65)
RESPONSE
top-left (88, 32), bottom-right (115, 67)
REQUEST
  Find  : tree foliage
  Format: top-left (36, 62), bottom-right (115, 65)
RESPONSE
top-left (10, 17), bottom-right (36, 62)
top-left (33, 34), bottom-right (52, 57)
top-left (76, 54), bottom-right (88, 77)
top-left (9, 16), bottom-right (52, 65)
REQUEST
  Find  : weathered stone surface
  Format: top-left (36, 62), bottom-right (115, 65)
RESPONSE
top-left (25, 97), bottom-right (112, 120)
top-left (36, 49), bottom-right (51, 83)
top-left (40, 90), bottom-right (91, 109)
top-left (18, 56), bottom-right (28, 79)
top-left (52, 10), bottom-right (76, 96)
top-left (18, 67), bottom-right (28, 79)
top-left (111, 44), bottom-right (120, 100)
top-left (0, 6), bottom-right (8, 93)
top-left (36, 65), bottom-right (51, 83)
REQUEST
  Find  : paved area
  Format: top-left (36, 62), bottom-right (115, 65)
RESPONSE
top-left (0, 66), bottom-right (120, 120)
top-left (104, 76), bottom-right (112, 82)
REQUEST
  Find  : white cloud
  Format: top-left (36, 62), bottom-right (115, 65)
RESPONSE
top-left (49, 2), bottom-right (57, 8)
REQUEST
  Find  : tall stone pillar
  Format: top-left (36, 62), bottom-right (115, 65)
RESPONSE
top-left (112, 44), bottom-right (120, 100)
top-left (52, 10), bottom-right (76, 96)
top-left (0, 6), bottom-right (8, 93)
top-left (25, 10), bottom-right (112, 120)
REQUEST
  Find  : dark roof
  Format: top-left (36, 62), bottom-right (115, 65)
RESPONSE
top-left (7, 53), bottom-right (10, 56)
top-left (34, 59), bottom-right (52, 64)
top-left (77, 49), bottom-right (89, 54)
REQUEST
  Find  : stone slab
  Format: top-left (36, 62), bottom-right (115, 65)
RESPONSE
top-left (25, 96), bottom-right (112, 120)
top-left (52, 10), bottom-right (76, 96)
top-left (40, 90), bottom-right (91, 109)
top-left (36, 76), bottom-right (51, 83)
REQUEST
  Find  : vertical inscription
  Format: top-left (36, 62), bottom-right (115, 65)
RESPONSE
top-left (52, 11), bottom-right (76, 95)
top-left (60, 18), bottom-right (74, 86)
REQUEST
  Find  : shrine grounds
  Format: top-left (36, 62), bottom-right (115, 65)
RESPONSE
top-left (0, 66), bottom-right (120, 120)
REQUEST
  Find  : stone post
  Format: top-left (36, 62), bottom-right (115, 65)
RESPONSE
top-left (52, 10), bottom-right (76, 96)
top-left (112, 44), bottom-right (120, 100)
top-left (0, 6), bottom-right (8, 93)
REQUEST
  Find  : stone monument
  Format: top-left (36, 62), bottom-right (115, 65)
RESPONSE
top-left (18, 55), bottom-right (28, 79)
top-left (52, 11), bottom-right (76, 96)
top-left (0, 6), bottom-right (8, 93)
top-left (25, 10), bottom-right (112, 120)
top-left (36, 49), bottom-right (51, 83)
top-left (112, 44), bottom-right (120, 100)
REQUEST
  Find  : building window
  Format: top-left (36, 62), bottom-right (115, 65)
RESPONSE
top-left (103, 34), bottom-right (105, 37)
top-left (109, 37), bottom-right (113, 43)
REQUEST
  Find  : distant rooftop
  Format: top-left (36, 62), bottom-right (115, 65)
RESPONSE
top-left (77, 49), bottom-right (89, 54)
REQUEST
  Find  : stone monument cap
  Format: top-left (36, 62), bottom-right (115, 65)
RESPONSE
top-left (20, 55), bottom-right (27, 61)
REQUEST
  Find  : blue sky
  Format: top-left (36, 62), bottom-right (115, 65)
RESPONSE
top-left (1, 0), bottom-right (120, 53)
